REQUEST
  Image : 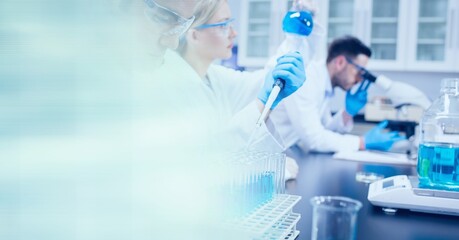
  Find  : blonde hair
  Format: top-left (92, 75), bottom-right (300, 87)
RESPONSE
top-left (177, 0), bottom-right (225, 55)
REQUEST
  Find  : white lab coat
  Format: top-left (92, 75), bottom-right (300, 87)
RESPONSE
top-left (147, 50), bottom-right (284, 154)
top-left (129, 50), bottom-right (286, 238)
top-left (270, 60), bottom-right (361, 152)
top-left (206, 64), bottom-right (285, 153)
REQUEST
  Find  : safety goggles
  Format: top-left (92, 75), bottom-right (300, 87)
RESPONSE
top-left (144, 0), bottom-right (195, 37)
top-left (345, 56), bottom-right (366, 73)
top-left (345, 56), bottom-right (377, 82)
top-left (195, 18), bottom-right (235, 37)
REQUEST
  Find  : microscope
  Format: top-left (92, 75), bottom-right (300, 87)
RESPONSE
top-left (358, 70), bottom-right (432, 156)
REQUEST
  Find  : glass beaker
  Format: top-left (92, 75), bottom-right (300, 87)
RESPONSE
top-left (417, 78), bottom-right (459, 191)
top-left (310, 196), bottom-right (362, 240)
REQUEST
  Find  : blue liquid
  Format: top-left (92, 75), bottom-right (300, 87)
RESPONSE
top-left (246, 171), bottom-right (275, 213)
top-left (282, 11), bottom-right (314, 36)
top-left (260, 171), bottom-right (275, 204)
top-left (418, 143), bottom-right (459, 191)
top-left (225, 171), bottom-right (276, 219)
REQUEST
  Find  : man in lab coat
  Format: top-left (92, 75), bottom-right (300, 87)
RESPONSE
top-left (270, 35), bottom-right (405, 153)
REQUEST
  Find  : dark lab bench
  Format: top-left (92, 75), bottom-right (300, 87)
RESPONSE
top-left (285, 148), bottom-right (459, 240)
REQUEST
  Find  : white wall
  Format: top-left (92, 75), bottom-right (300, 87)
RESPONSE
top-left (330, 70), bottom-right (459, 112)
top-left (373, 71), bottom-right (459, 101)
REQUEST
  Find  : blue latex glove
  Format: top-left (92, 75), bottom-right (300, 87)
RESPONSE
top-left (364, 121), bottom-right (406, 151)
top-left (258, 52), bottom-right (306, 109)
top-left (345, 79), bottom-right (371, 116)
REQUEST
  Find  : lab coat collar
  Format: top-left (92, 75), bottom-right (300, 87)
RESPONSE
top-left (163, 50), bottom-right (200, 82)
top-left (164, 50), bottom-right (215, 90)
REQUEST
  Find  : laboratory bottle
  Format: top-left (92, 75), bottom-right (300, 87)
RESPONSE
top-left (417, 78), bottom-right (459, 191)
top-left (274, 4), bottom-right (315, 68)
top-left (282, 10), bottom-right (313, 37)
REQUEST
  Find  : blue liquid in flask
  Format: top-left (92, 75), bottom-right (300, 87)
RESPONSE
top-left (282, 11), bottom-right (314, 36)
top-left (418, 143), bottom-right (459, 191)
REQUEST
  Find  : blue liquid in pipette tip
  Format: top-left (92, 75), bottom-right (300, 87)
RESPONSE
top-left (418, 143), bottom-right (459, 191)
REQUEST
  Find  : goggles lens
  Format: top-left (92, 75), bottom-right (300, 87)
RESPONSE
top-left (345, 56), bottom-right (366, 75)
top-left (195, 18), bottom-right (235, 36)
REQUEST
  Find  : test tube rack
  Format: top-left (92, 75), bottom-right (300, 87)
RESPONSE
top-left (225, 194), bottom-right (301, 240)
top-left (214, 151), bottom-right (301, 239)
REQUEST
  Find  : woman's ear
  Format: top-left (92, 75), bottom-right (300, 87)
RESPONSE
top-left (188, 29), bottom-right (199, 41)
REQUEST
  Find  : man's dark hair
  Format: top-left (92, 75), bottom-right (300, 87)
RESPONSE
top-left (326, 35), bottom-right (372, 63)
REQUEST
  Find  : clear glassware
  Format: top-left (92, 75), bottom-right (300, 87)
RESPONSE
top-left (417, 78), bottom-right (459, 191)
top-left (221, 151), bottom-right (286, 219)
top-left (310, 196), bottom-right (362, 240)
top-left (282, 10), bottom-right (314, 37)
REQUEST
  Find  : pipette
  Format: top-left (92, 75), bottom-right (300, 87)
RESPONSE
top-left (255, 79), bottom-right (285, 127)
top-left (245, 79), bottom-right (285, 149)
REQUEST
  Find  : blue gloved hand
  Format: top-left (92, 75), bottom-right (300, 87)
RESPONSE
top-left (258, 52), bottom-right (306, 109)
top-left (345, 79), bottom-right (371, 116)
top-left (364, 121), bottom-right (406, 151)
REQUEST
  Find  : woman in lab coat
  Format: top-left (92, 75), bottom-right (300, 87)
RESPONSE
top-left (174, 0), bottom-right (307, 153)
top-left (130, 2), bottom-right (304, 236)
